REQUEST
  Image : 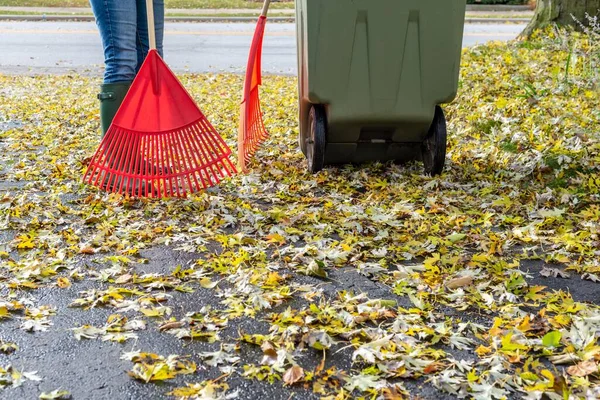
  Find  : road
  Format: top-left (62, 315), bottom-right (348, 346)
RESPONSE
top-left (0, 21), bottom-right (525, 75)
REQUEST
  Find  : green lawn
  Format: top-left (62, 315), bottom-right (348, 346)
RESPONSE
top-left (0, 0), bottom-right (295, 8)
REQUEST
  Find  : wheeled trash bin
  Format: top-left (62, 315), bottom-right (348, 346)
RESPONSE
top-left (295, 0), bottom-right (467, 174)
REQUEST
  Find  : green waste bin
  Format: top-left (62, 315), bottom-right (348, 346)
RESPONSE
top-left (295, 0), bottom-right (467, 174)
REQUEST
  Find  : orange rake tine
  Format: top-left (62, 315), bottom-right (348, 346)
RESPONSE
top-left (238, 0), bottom-right (271, 172)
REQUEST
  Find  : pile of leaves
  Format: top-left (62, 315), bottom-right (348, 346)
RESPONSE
top-left (0, 27), bottom-right (599, 399)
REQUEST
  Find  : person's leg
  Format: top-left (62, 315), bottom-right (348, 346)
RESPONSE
top-left (90, 0), bottom-right (139, 83)
top-left (135, 0), bottom-right (165, 72)
top-left (89, 0), bottom-right (138, 136)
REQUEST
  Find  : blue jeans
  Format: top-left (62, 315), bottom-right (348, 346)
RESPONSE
top-left (90, 0), bottom-right (164, 83)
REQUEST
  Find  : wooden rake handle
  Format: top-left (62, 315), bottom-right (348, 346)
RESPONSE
top-left (146, 0), bottom-right (157, 50)
top-left (261, 0), bottom-right (271, 18)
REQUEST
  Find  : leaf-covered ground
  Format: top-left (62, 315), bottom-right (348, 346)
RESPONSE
top-left (0, 29), bottom-right (599, 400)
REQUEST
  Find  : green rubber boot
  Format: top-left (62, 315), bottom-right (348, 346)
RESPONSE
top-left (98, 82), bottom-right (132, 138)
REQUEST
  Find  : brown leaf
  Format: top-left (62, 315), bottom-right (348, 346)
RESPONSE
top-left (382, 386), bottom-right (404, 400)
top-left (315, 349), bottom-right (326, 375)
top-left (84, 216), bottom-right (101, 225)
top-left (283, 365), bottom-right (304, 385)
top-left (260, 341), bottom-right (278, 365)
top-left (446, 276), bottom-right (473, 289)
top-left (566, 361), bottom-right (598, 377)
top-left (423, 362), bottom-right (444, 374)
top-left (158, 321), bottom-right (184, 332)
top-left (79, 247), bottom-right (95, 255)
top-left (529, 314), bottom-right (551, 335)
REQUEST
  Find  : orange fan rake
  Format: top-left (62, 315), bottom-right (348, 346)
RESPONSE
top-left (84, 0), bottom-right (235, 198)
top-left (238, 0), bottom-right (271, 172)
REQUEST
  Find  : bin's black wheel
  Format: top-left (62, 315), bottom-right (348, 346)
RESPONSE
top-left (422, 105), bottom-right (447, 176)
top-left (306, 104), bottom-right (327, 173)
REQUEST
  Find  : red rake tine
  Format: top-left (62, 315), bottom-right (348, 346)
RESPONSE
top-left (238, 3), bottom-right (270, 172)
top-left (185, 124), bottom-right (212, 190)
top-left (197, 118), bottom-right (232, 182)
top-left (165, 131), bottom-right (181, 197)
top-left (184, 124), bottom-right (210, 191)
top-left (83, 0), bottom-right (235, 198)
top-left (174, 127), bottom-right (200, 194)
top-left (83, 52), bottom-right (235, 198)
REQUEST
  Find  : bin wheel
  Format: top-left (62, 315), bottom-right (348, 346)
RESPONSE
top-left (306, 104), bottom-right (327, 173)
top-left (422, 105), bottom-right (447, 176)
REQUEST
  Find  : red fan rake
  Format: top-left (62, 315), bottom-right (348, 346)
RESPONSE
top-left (84, 1), bottom-right (235, 198)
top-left (238, 0), bottom-right (271, 172)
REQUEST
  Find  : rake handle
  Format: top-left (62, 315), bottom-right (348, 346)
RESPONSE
top-left (146, 0), bottom-right (157, 50)
top-left (260, 0), bottom-right (271, 17)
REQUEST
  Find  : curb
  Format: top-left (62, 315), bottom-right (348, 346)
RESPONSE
top-left (0, 15), bottom-right (294, 22)
top-left (465, 4), bottom-right (531, 12)
top-left (0, 15), bottom-right (529, 24)
top-left (466, 17), bottom-right (530, 24)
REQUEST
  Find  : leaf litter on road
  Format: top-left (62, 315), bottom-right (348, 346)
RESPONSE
top-left (0, 26), bottom-right (599, 399)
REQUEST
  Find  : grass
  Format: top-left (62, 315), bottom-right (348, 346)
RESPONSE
top-left (0, 10), bottom-right (295, 17)
top-left (0, 9), bottom-right (529, 20)
top-left (0, 0), bottom-right (295, 9)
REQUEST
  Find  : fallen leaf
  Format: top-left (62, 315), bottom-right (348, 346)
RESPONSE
top-left (115, 274), bottom-right (132, 284)
top-left (159, 321), bottom-right (184, 332)
top-left (56, 277), bottom-right (71, 289)
top-left (566, 360), bottom-right (598, 377)
top-left (260, 341), bottom-right (278, 365)
top-left (446, 275), bottom-right (473, 289)
top-left (39, 389), bottom-right (71, 399)
top-left (542, 331), bottom-right (562, 348)
top-left (79, 247), bottom-right (95, 255)
top-left (283, 365), bottom-right (305, 385)
top-left (540, 267), bottom-right (570, 279)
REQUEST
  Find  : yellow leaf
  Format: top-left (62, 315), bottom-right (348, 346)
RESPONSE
top-left (57, 277), bottom-right (71, 289)
top-left (475, 345), bottom-right (492, 356)
top-left (540, 369), bottom-right (555, 385)
top-left (199, 277), bottom-right (218, 289)
top-left (501, 332), bottom-right (529, 352)
top-left (467, 369), bottom-right (479, 383)
top-left (550, 314), bottom-right (571, 327)
top-left (16, 235), bottom-right (35, 249)
top-left (266, 233), bottom-right (285, 246)
top-left (140, 308), bottom-right (163, 317)
top-left (264, 272), bottom-right (284, 287)
top-left (495, 97), bottom-right (508, 109)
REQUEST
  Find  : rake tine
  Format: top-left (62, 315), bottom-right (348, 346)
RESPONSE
top-left (173, 128), bottom-right (199, 194)
top-left (83, 50), bottom-right (235, 198)
top-left (182, 125), bottom-right (204, 193)
top-left (194, 120), bottom-right (224, 184)
top-left (186, 122), bottom-right (214, 189)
